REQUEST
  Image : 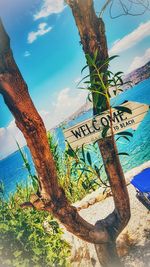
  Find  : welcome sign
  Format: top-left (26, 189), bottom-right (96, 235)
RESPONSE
top-left (64, 102), bottom-right (149, 149)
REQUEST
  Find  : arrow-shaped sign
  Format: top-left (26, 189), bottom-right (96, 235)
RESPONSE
top-left (64, 101), bottom-right (149, 149)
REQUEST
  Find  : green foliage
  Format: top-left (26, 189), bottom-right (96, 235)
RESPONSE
top-left (80, 50), bottom-right (131, 112)
top-left (113, 105), bottom-right (132, 114)
top-left (0, 187), bottom-right (70, 267)
top-left (16, 142), bottom-right (39, 193)
top-left (117, 152), bottom-right (129, 156)
top-left (17, 132), bottom-right (95, 203)
top-left (47, 133), bottom-right (108, 203)
top-left (116, 131), bottom-right (133, 137)
top-left (79, 50), bottom-right (132, 140)
top-left (64, 142), bottom-right (109, 200)
top-left (16, 132), bottom-right (107, 204)
top-left (0, 180), bottom-right (4, 198)
top-left (47, 132), bottom-right (63, 176)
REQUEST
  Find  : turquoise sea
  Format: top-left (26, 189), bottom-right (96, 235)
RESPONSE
top-left (0, 78), bottom-right (150, 196)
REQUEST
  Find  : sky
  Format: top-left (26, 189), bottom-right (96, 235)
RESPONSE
top-left (0, 0), bottom-right (150, 159)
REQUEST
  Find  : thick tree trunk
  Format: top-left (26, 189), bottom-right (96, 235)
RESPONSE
top-left (67, 1), bottom-right (130, 266)
top-left (95, 241), bottom-right (123, 267)
top-left (95, 136), bottom-right (130, 267)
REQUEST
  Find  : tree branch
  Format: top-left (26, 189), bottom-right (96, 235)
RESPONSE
top-left (99, 0), bottom-right (150, 19)
top-left (99, 0), bottom-right (112, 17)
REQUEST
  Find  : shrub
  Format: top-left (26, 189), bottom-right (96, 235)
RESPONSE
top-left (0, 187), bottom-right (70, 267)
top-left (47, 132), bottom-right (108, 203)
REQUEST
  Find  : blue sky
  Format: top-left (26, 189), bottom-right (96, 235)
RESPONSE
top-left (0, 0), bottom-right (150, 159)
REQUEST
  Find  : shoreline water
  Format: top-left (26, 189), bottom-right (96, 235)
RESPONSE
top-left (0, 78), bottom-right (150, 196)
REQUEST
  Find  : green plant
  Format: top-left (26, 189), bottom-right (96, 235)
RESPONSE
top-left (0, 186), bottom-right (70, 267)
top-left (17, 133), bottom-right (95, 205)
top-left (79, 51), bottom-right (133, 139)
top-left (66, 142), bottom-right (109, 190)
top-left (16, 142), bottom-right (39, 194)
top-left (47, 132), bottom-right (63, 177)
top-left (0, 142), bottom-right (71, 267)
top-left (47, 132), bottom-right (103, 202)
top-left (0, 180), bottom-right (4, 199)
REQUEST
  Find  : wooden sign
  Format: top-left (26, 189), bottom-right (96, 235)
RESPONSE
top-left (64, 102), bottom-right (149, 149)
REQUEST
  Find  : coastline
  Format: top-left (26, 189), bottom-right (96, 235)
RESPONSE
top-left (124, 160), bottom-right (150, 183)
top-left (73, 160), bottom-right (150, 210)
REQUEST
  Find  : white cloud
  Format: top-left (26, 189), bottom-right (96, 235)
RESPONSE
top-left (53, 87), bottom-right (88, 123)
top-left (111, 39), bottom-right (120, 47)
top-left (109, 20), bottom-right (150, 55)
top-left (40, 87), bottom-right (88, 129)
top-left (27, 23), bottom-right (52, 44)
top-left (34, 0), bottom-right (65, 20)
top-left (0, 111), bottom-right (51, 160)
top-left (24, 51), bottom-right (31, 57)
top-left (128, 48), bottom-right (150, 73)
top-left (0, 120), bottom-right (26, 160)
top-left (0, 88), bottom-right (87, 159)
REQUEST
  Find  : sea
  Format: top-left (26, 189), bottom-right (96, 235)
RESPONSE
top-left (0, 78), bottom-right (150, 197)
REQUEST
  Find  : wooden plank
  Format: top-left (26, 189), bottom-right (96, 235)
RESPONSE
top-left (64, 101), bottom-right (149, 149)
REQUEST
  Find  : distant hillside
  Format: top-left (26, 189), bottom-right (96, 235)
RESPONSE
top-left (52, 101), bottom-right (92, 131)
top-left (53, 61), bottom-right (150, 129)
top-left (123, 61), bottom-right (150, 89)
top-left (62, 101), bottom-right (92, 125)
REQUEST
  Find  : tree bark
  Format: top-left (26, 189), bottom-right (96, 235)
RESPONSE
top-left (66, 1), bottom-right (130, 266)
top-left (95, 241), bottom-right (123, 267)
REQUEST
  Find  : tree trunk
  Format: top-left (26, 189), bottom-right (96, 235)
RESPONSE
top-left (66, 1), bottom-right (130, 266)
top-left (95, 136), bottom-right (130, 267)
top-left (95, 241), bottom-right (123, 267)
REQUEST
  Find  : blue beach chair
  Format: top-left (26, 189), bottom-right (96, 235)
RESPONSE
top-left (131, 168), bottom-right (150, 210)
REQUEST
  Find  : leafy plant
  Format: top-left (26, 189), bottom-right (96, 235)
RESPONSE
top-left (0, 186), bottom-right (70, 267)
top-left (47, 132), bottom-right (64, 177)
top-left (79, 50), bottom-right (133, 142)
top-left (79, 51), bottom-right (132, 138)
top-left (16, 142), bottom-right (39, 194)
top-left (49, 132), bottom-right (106, 201)
top-left (65, 142), bottom-right (109, 194)
top-left (0, 180), bottom-right (4, 199)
